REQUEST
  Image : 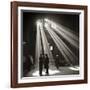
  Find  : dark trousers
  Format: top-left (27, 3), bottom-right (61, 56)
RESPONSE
top-left (45, 65), bottom-right (49, 75)
top-left (39, 63), bottom-right (43, 76)
top-left (46, 68), bottom-right (49, 75)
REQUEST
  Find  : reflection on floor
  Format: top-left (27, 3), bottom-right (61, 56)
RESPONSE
top-left (26, 66), bottom-right (79, 77)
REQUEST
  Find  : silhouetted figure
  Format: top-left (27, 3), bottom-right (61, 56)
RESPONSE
top-left (44, 54), bottom-right (49, 75)
top-left (39, 54), bottom-right (44, 76)
top-left (55, 55), bottom-right (60, 69)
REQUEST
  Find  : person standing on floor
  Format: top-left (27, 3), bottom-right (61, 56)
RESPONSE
top-left (44, 54), bottom-right (49, 75)
top-left (39, 54), bottom-right (44, 76)
top-left (55, 54), bottom-right (60, 69)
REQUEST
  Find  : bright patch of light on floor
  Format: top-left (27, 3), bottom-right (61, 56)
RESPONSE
top-left (69, 66), bottom-right (80, 71)
top-left (32, 69), bottom-right (60, 76)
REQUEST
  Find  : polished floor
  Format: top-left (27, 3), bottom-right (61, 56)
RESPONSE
top-left (26, 65), bottom-right (79, 77)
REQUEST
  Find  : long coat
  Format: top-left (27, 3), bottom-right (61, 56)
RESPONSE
top-left (44, 56), bottom-right (49, 69)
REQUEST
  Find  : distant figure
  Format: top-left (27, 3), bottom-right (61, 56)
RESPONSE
top-left (44, 54), bottom-right (49, 75)
top-left (55, 55), bottom-right (60, 69)
top-left (39, 54), bottom-right (44, 76)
